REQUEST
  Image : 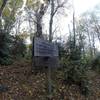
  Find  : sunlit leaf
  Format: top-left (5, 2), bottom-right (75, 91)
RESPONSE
top-left (2, 6), bottom-right (10, 17)
top-left (0, 0), bottom-right (3, 7)
top-left (26, 0), bottom-right (42, 10)
top-left (8, 0), bottom-right (23, 9)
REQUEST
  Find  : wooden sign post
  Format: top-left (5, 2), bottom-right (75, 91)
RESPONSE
top-left (32, 37), bottom-right (59, 98)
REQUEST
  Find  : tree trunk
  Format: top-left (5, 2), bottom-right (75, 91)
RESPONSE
top-left (49, 16), bottom-right (53, 42)
top-left (35, 3), bottom-right (49, 38)
top-left (87, 30), bottom-right (93, 57)
top-left (73, 11), bottom-right (76, 47)
top-left (49, 0), bottom-right (54, 42)
top-left (92, 33), bottom-right (96, 56)
top-left (36, 15), bottom-right (42, 37)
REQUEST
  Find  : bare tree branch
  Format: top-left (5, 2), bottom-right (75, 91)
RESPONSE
top-left (49, 0), bottom-right (69, 41)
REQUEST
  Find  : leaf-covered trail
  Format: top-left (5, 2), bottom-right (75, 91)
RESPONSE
top-left (87, 71), bottom-right (100, 99)
top-left (0, 60), bottom-right (100, 100)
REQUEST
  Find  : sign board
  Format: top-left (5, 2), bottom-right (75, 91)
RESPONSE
top-left (32, 37), bottom-right (59, 68)
top-left (32, 37), bottom-right (59, 97)
top-left (33, 37), bottom-right (58, 57)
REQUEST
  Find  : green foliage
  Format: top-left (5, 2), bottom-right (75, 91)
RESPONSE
top-left (57, 42), bottom-right (66, 59)
top-left (26, 0), bottom-right (48, 10)
top-left (26, 0), bottom-right (41, 10)
top-left (0, 0), bottom-right (26, 65)
top-left (0, 0), bottom-right (3, 6)
top-left (91, 54), bottom-right (100, 73)
top-left (11, 35), bottom-right (27, 58)
top-left (0, 30), bottom-right (13, 65)
top-left (25, 44), bottom-right (32, 60)
top-left (8, 0), bottom-right (23, 9)
top-left (60, 36), bottom-right (90, 96)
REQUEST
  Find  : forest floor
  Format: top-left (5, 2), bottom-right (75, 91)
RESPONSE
top-left (0, 59), bottom-right (100, 100)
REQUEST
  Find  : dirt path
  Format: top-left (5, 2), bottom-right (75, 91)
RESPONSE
top-left (0, 60), bottom-right (48, 100)
top-left (0, 60), bottom-right (100, 100)
top-left (87, 71), bottom-right (100, 100)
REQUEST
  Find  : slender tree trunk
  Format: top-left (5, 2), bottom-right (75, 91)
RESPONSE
top-left (87, 30), bottom-right (93, 57)
top-left (49, 0), bottom-right (54, 42)
top-left (79, 32), bottom-right (86, 59)
top-left (95, 25), bottom-right (100, 43)
top-left (92, 33), bottom-right (96, 56)
top-left (49, 16), bottom-right (53, 42)
top-left (36, 15), bottom-right (42, 37)
top-left (73, 11), bottom-right (76, 47)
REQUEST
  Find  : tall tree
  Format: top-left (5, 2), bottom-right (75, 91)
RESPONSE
top-left (49, 0), bottom-right (69, 41)
top-left (35, 2), bottom-right (49, 37)
top-left (26, 0), bottom-right (49, 37)
top-left (0, 0), bottom-right (23, 64)
top-left (75, 11), bottom-right (100, 57)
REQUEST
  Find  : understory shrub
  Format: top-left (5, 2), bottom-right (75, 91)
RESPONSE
top-left (0, 30), bottom-right (13, 65)
top-left (11, 35), bottom-right (27, 59)
top-left (91, 54), bottom-right (100, 73)
top-left (59, 37), bottom-right (90, 96)
top-left (61, 57), bottom-right (90, 96)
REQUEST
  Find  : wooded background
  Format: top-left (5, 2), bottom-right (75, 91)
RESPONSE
top-left (0, 0), bottom-right (100, 99)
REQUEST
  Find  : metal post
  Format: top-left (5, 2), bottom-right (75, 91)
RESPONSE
top-left (48, 59), bottom-right (52, 99)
